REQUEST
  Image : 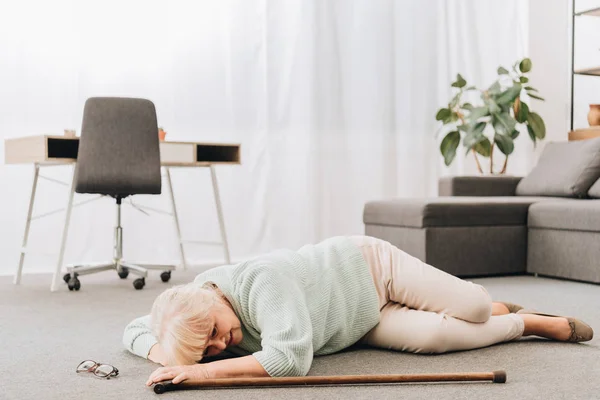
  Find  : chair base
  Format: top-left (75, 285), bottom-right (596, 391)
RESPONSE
top-left (62, 201), bottom-right (177, 291)
top-left (64, 261), bottom-right (176, 290)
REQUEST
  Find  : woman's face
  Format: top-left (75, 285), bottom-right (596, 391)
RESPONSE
top-left (202, 299), bottom-right (243, 357)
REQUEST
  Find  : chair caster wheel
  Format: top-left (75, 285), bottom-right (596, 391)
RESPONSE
top-left (160, 271), bottom-right (171, 283)
top-left (118, 267), bottom-right (129, 279)
top-left (133, 278), bottom-right (145, 290)
top-left (68, 276), bottom-right (81, 291)
top-left (64, 272), bottom-right (79, 284)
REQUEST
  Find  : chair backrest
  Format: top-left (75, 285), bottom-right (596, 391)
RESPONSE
top-left (75, 97), bottom-right (161, 197)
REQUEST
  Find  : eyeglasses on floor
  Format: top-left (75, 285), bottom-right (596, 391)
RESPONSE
top-left (76, 360), bottom-right (119, 379)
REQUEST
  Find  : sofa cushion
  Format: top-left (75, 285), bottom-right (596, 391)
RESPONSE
top-left (587, 178), bottom-right (600, 198)
top-left (363, 197), bottom-right (564, 228)
top-left (515, 138), bottom-right (600, 198)
top-left (528, 199), bottom-right (600, 232)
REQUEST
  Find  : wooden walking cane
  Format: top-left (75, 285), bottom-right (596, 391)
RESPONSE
top-left (152, 370), bottom-right (507, 393)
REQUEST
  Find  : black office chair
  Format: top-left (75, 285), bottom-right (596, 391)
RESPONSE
top-left (62, 97), bottom-right (175, 290)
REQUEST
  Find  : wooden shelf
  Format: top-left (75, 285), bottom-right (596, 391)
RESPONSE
top-left (574, 67), bottom-right (600, 77)
top-left (575, 7), bottom-right (600, 17)
top-left (569, 128), bottom-right (600, 141)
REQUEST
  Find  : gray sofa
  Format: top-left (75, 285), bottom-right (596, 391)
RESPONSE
top-left (364, 138), bottom-right (600, 284)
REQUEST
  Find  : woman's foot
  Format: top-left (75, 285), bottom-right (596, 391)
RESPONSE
top-left (517, 310), bottom-right (593, 342)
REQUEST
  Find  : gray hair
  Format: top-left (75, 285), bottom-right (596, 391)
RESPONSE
top-left (150, 282), bottom-right (222, 365)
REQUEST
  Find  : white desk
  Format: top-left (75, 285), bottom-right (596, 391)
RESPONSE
top-left (4, 135), bottom-right (241, 291)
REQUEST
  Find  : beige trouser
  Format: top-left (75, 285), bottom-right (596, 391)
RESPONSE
top-left (351, 236), bottom-right (524, 353)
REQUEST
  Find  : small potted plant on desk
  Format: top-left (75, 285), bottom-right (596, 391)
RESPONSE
top-left (158, 127), bottom-right (167, 141)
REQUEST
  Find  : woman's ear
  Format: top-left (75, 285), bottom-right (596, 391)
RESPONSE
top-left (202, 281), bottom-right (219, 290)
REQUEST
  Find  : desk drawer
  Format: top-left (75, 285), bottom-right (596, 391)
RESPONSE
top-left (160, 142), bottom-right (195, 164)
top-left (5, 135), bottom-right (79, 164)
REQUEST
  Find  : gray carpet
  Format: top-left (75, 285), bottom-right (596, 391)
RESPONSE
top-left (1, 270), bottom-right (599, 400)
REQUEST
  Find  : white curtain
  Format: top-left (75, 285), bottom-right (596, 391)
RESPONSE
top-left (0, 0), bottom-right (527, 274)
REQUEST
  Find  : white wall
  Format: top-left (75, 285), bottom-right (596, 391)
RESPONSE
top-left (0, 0), bottom-right (529, 277)
top-left (0, 1), bottom-right (253, 276)
top-left (528, 0), bottom-right (571, 162)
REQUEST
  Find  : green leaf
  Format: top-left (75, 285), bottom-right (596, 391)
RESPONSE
top-left (451, 74), bottom-right (467, 88)
top-left (463, 122), bottom-right (488, 149)
top-left (474, 138), bottom-right (492, 157)
top-left (469, 106), bottom-right (490, 120)
top-left (493, 112), bottom-right (517, 135)
top-left (515, 101), bottom-right (530, 123)
top-left (499, 103), bottom-right (511, 114)
top-left (528, 93), bottom-right (545, 101)
top-left (519, 58), bottom-right (532, 73)
top-left (527, 112), bottom-right (546, 139)
top-left (510, 129), bottom-right (520, 139)
top-left (440, 131), bottom-right (461, 166)
top-left (494, 133), bottom-right (515, 155)
top-left (472, 121), bottom-right (487, 135)
top-left (486, 98), bottom-right (501, 114)
top-left (463, 133), bottom-right (485, 150)
top-left (494, 84), bottom-right (522, 105)
top-left (488, 81), bottom-right (502, 95)
top-left (497, 66), bottom-right (509, 75)
top-left (519, 76), bottom-right (529, 83)
top-left (436, 108), bottom-right (451, 121)
top-left (527, 124), bottom-right (537, 146)
top-left (466, 86), bottom-right (477, 90)
top-left (462, 103), bottom-right (474, 111)
top-left (443, 112), bottom-right (460, 124)
top-left (524, 86), bottom-right (538, 92)
top-left (457, 124), bottom-right (469, 132)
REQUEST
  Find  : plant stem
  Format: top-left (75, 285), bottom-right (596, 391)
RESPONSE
top-left (500, 155), bottom-right (509, 174)
top-left (471, 149), bottom-right (483, 174)
top-left (490, 143), bottom-right (495, 174)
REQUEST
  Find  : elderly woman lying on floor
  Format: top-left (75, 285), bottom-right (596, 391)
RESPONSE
top-left (123, 235), bottom-right (593, 386)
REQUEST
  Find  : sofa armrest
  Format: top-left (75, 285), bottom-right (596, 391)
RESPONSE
top-left (439, 176), bottom-right (523, 197)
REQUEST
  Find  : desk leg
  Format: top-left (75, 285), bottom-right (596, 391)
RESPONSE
top-left (210, 165), bottom-right (231, 265)
top-left (165, 167), bottom-right (187, 270)
top-left (14, 164), bottom-right (40, 284)
top-left (51, 166), bottom-right (76, 292)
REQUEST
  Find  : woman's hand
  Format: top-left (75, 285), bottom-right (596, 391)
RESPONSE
top-left (146, 364), bottom-right (211, 386)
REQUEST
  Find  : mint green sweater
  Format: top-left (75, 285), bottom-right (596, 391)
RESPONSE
top-left (122, 236), bottom-right (380, 377)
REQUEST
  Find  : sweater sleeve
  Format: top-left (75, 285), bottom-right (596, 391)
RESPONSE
top-left (122, 314), bottom-right (158, 359)
top-left (237, 267), bottom-right (314, 377)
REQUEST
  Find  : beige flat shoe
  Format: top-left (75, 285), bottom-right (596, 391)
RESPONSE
top-left (499, 302), bottom-right (524, 313)
top-left (517, 309), bottom-right (594, 343)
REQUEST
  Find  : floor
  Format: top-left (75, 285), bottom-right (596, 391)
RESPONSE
top-left (1, 270), bottom-right (599, 400)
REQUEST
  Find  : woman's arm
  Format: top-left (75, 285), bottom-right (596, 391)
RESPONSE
top-left (146, 355), bottom-right (268, 386)
top-left (205, 355), bottom-right (269, 378)
top-left (122, 315), bottom-right (159, 361)
top-left (238, 267), bottom-right (314, 377)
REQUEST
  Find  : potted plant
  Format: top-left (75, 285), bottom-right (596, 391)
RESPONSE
top-left (436, 58), bottom-right (546, 174)
top-left (158, 127), bottom-right (167, 141)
